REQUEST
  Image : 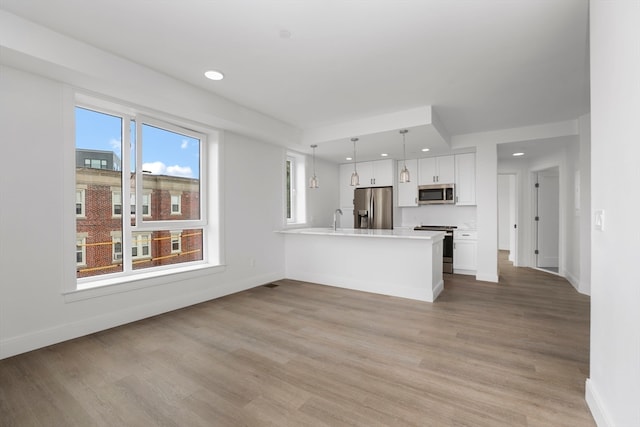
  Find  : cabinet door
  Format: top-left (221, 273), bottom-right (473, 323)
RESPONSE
top-left (455, 153), bottom-right (476, 205)
top-left (397, 159), bottom-right (418, 207)
top-left (454, 240), bottom-right (477, 271)
top-left (418, 157), bottom-right (437, 185)
top-left (437, 155), bottom-right (455, 184)
top-left (339, 163), bottom-right (355, 208)
top-left (372, 159), bottom-right (394, 186)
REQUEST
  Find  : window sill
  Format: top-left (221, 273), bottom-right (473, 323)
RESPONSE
top-left (64, 263), bottom-right (226, 303)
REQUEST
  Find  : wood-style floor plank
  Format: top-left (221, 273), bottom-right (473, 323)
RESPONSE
top-left (0, 252), bottom-right (595, 426)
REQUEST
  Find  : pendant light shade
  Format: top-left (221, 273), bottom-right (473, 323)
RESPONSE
top-left (350, 137), bottom-right (359, 186)
top-left (399, 129), bottom-right (410, 183)
top-left (309, 144), bottom-right (319, 189)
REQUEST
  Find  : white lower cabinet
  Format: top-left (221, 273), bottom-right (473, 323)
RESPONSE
top-left (453, 230), bottom-right (477, 274)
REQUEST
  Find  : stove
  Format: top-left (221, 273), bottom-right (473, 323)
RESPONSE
top-left (413, 225), bottom-right (456, 273)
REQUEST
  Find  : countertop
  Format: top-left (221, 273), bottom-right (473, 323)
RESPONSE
top-left (279, 227), bottom-right (444, 240)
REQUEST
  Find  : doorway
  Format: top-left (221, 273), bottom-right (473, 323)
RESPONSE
top-left (534, 167), bottom-right (559, 273)
top-left (498, 174), bottom-right (518, 266)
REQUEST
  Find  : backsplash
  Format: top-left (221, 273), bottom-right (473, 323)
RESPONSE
top-left (400, 205), bottom-right (477, 228)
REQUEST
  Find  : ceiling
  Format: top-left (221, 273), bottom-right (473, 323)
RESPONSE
top-left (0, 0), bottom-right (590, 163)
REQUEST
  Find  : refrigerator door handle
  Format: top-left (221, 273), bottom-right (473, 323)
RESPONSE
top-left (369, 192), bottom-right (374, 229)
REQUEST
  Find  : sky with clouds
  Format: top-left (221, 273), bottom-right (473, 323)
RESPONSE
top-left (76, 107), bottom-right (200, 179)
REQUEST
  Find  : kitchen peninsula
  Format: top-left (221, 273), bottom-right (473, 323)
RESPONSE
top-left (279, 228), bottom-right (444, 302)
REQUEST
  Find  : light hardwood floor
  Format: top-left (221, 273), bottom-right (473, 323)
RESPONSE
top-left (0, 252), bottom-right (594, 426)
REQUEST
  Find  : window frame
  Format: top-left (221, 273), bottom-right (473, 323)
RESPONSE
top-left (76, 186), bottom-right (86, 217)
top-left (285, 151), bottom-right (307, 226)
top-left (71, 98), bottom-right (216, 294)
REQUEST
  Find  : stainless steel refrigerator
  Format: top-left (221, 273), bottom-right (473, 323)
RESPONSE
top-left (353, 186), bottom-right (393, 229)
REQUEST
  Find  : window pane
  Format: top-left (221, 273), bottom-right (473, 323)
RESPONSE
top-left (76, 107), bottom-right (123, 278)
top-left (141, 123), bottom-right (200, 221)
top-left (133, 229), bottom-right (203, 271)
top-left (286, 159), bottom-right (292, 220)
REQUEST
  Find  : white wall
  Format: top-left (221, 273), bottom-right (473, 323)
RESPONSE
top-left (399, 205), bottom-right (477, 229)
top-left (587, 1), bottom-right (640, 426)
top-left (0, 65), bottom-right (336, 358)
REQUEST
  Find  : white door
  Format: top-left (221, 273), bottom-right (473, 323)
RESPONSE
top-left (536, 168), bottom-right (559, 269)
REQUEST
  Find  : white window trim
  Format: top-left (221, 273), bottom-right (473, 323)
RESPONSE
top-left (132, 232), bottom-right (152, 260)
top-left (110, 231), bottom-right (123, 262)
top-left (66, 92), bottom-right (221, 295)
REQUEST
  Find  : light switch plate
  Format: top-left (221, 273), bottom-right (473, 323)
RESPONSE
top-left (594, 209), bottom-right (605, 231)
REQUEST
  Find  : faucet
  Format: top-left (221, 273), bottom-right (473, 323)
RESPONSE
top-left (333, 208), bottom-right (343, 231)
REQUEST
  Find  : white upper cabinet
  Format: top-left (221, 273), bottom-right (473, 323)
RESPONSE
top-left (355, 159), bottom-right (394, 187)
top-left (418, 155), bottom-right (455, 185)
top-left (339, 159), bottom-right (394, 207)
top-left (397, 159), bottom-right (418, 207)
top-left (454, 153), bottom-right (476, 205)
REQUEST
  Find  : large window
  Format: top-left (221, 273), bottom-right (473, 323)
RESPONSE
top-left (75, 105), bottom-right (208, 285)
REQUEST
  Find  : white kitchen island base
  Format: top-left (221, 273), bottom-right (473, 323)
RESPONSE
top-left (280, 228), bottom-right (444, 303)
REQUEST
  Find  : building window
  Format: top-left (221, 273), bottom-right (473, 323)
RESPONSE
top-left (170, 194), bottom-right (181, 215)
top-left (112, 235), bottom-right (123, 262)
top-left (132, 233), bottom-right (151, 259)
top-left (171, 232), bottom-right (182, 254)
top-left (130, 192), bottom-right (151, 217)
top-left (76, 235), bottom-right (87, 266)
top-left (285, 152), bottom-right (307, 225)
top-left (75, 102), bottom-right (214, 286)
top-left (112, 190), bottom-right (122, 216)
top-left (76, 187), bottom-right (86, 217)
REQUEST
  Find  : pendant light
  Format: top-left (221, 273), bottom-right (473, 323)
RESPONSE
top-left (350, 137), bottom-right (360, 186)
top-left (309, 144), bottom-right (319, 189)
top-left (399, 129), bottom-right (411, 183)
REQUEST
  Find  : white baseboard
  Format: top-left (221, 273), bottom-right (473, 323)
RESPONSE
top-left (566, 271), bottom-right (580, 291)
top-left (585, 378), bottom-right (613, 427)
top-left (476, 273), bottom-right (499, 283)
top-left (0, 272), bottom-right (283, 360)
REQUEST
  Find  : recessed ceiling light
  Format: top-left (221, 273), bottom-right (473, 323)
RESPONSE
top-left (204, 70), bottom-right (224, 81)
top-left (513, 152), bottom-right (525, 157)
top-left (381, 153), bottom-right (388, 157)
top-left (421, 148), bottom-right (430, 152)
top-left (346, 157), bottom-right (352, 161)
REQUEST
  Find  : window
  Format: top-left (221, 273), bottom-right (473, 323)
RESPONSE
top-left (112, 190), bottom-right (122, 216)
top-left (112, 234), bottom-right (123, 261)
top-left (170, 193), bottom-right (181, 215)
top-left (76, 187), bottom-right (86, 217)
top-left (132, 233), bottom-right (151, 259)
top-left (171, 232), bottom-right (182, 254)
top-left (130, 192), bottom-right (151, 217)
top-left (75, 103), bottom-right (213, 287)
top-left (285, 152), bottom-right (307, 225)
top-left (76, 234), bottom-right (87, 266)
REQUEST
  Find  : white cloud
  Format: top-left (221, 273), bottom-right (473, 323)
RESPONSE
top-left (142, 161), bottom-right (166, 175)
top-left (181, 139), bottom-right (189, 149)
top-left (166, 165), bottom-right (193, 178)
top-left (142, 161), bottom-right (193, 178)
top-left (109, 138), bottom-right (121, 153)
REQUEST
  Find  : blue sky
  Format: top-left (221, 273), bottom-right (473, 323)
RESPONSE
top-left (76, 107), bottom-right (200, 178)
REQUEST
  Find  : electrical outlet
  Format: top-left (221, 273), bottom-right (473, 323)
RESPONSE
top-left (594, 210), bottom-right (604, 231)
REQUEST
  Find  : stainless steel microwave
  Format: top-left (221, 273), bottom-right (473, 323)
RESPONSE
top-left (418, 184), bottom-right (455, 205)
